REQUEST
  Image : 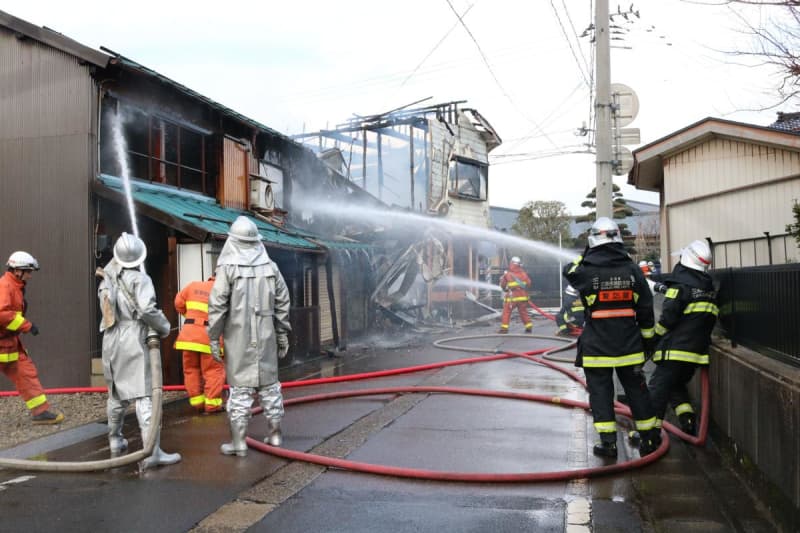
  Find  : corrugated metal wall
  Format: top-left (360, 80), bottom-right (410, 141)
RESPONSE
top-left (662, 137), bottom-right (800, 268)
top-left (0, 28), bottom-right (97, 387)
top-left (222, 137), bottom-right (248, 209)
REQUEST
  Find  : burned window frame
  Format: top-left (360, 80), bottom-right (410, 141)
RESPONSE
top-left (101, 99), bottom-right (211, 195)
top-left (447, 156), bottom-right (488, 201)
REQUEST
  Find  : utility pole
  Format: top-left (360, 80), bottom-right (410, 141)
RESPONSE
top-left (594, 0), bottom-right (613, 219)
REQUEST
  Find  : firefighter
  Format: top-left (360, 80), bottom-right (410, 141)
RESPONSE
top-left (647, 240), bottom-right (717, 436)
top-left (498, 256), bottom-right (533, 334)
top-left (563, 217), bottom-right (661, 457)
top-left (555, 285), bottom-right (585, 337)
top-left (174, 277), bottom-right (226, 414)
top-left (0, 251), bottom-right (64, 424)
top-left (98, 233), bottom-right (181, 468)
top-left (207, 216), bottom-right (292, 457)
top-left (638, 260), bottom-right (651, 277)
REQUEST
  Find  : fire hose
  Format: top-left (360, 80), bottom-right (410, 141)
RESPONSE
top-left (0, 333), bottom-right (707, 478)
top-left (245, 334), bottom-right (712, 482)
top-left (0, 332), bottom-right (164, 471)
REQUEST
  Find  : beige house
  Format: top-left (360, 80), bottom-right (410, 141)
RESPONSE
top-left (629, 117), bottom-right (800, 268)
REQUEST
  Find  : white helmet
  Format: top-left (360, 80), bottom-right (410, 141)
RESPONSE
top-left (510, 256), bottom-right (521, 266)
top-left (588, 217), bottom-right (622, 248)
top-left (680, 240), bottom-right (712, 272)
top-left (564, 285), bottom-right (578, 297)
top-left (228, 216), bottom-right (260, 242)
top-left (6, 251), bottom-right (40, 271)
top-left (113, 232), bottom-right (147, 268)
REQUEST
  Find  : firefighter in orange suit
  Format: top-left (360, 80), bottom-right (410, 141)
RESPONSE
top-left (0, 251), bottom-right (64, 424)
top-left (499, 256), bottom-right (533, 334)
top-left (174, 277), bottom-right (226, 414)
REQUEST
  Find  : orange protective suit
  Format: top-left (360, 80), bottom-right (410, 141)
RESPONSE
top-left (0, 271), bottom-right (51, 415)
top-left (499, 263), bottom-right (532, 332)
top-left (174, 278), bottom-right (226, 413)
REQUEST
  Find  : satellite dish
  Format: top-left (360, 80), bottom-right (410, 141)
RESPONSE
top-left (613, 146), bottom-right (634, 176)
top-left (610, 83), bottom-right (639, 127)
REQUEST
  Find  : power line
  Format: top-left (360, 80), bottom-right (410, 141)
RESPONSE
top-left (400, 3), bottom-right (476, 87)
top-left (550, 0), bottom-right (592, 87)
top-left (443, 0), bottom-right (560, 149)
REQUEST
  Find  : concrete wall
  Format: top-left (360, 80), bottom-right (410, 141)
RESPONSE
top-left (700, 339), bottom-right (800, 528)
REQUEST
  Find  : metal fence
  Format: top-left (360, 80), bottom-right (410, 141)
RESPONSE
top-left (712, 263), bottom-right (800, 367)
top-left (711, 232), bottom-right (798, 268)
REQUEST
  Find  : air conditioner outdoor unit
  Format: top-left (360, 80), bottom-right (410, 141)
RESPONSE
top-left (250, 177), bottom-right (275, 211)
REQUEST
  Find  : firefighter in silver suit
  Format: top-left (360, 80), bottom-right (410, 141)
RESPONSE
top-left (98, 233), bottom-right (181, 469)
top-left (207, 216), bottom-right (292, 457)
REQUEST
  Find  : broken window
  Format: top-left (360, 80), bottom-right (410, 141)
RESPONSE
top-left (448, 156), bottom-right (487, 200)
top-left (101, 98), bottom-right (212, 195)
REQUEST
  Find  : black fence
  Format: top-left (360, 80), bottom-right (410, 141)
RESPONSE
top-left (712, 263), bottom-right (800, 367)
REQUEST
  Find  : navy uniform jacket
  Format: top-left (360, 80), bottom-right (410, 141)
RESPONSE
top-left (563, 243), bottom-right (655, 367)
top-left (653, 264), bottom-right (717, 365)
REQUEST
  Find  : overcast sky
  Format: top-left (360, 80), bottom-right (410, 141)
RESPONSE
top-left (4, 1), bottom-right (789, 214)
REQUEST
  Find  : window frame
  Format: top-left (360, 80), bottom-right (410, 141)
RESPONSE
top-left (447, 155), bottom-right (488, 201)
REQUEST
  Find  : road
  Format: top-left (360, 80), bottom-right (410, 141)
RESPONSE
top-left (0, 320), bottom-right (777, 532)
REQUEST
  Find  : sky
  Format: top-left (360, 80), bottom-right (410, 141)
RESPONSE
top-left (3, 1), bottom-right (790, 215)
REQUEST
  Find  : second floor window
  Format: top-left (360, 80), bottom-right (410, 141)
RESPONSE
top-left (448, 156), bottom-right (488, 200)
top-left (101, 100), bottom-right (213, 196)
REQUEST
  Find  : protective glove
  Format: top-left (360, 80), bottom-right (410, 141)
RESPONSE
top-left (276, 331), bottom-right (290, 359)
top-left (29, 323), bottom-right (39, 336)
top-left (209, 340), bottom-right (223, 364)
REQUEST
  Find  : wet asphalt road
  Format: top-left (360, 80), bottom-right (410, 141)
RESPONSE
top-left (0, 319), bottom-right (777, 532)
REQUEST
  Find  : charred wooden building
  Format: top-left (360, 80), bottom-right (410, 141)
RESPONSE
top-left (0, 10), bottom-right (370, 387)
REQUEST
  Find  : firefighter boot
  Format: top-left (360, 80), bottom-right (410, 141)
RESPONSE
top-left (136, 398), bottom-right (182, 470)
top-left (524, 326), bottom-right (533, 334)
top-left (678, 413), bottom-right (697, 435)
top-left (592, 435), bottom-right (618, 458)
top-left (107, 400), bottom-right (128, 457)
top-left (221, 418), bottom-right (249, 457)
top-left (264, 418), bottom-right (283, 447)
top-left (639, 429), bottom-right (663, 456)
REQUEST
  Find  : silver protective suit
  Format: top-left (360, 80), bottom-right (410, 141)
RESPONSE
top-left (207, 231), bottom-right (291, 454)
top-left (98, 258), bottom-right (179, 468)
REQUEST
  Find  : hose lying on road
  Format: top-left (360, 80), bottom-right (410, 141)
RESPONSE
top-left (0, 333), bottom-right (164, 472)
top-left (249, 337), bottom-right (678, 482)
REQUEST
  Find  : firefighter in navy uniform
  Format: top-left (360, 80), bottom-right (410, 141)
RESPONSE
top-left (555, 285), bottom-right (584, 337)
top-left (647, 240), bottom-right (717, 436)
top-left (563, 217), bottom-right (661, 457)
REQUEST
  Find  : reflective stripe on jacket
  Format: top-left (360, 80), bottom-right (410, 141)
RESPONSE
top-left (563, 243), bottom-right (654, 367)
top-left (652, 264), bottom-right (717, 366)
top-left (499, 265), bottom-right (531, 302)
top-left (0, 271), bottom-right (33, 362)
top-left (174, 279), bottom-right (215, 354)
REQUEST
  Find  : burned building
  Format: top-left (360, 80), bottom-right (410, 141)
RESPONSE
top-left (295, 100), bottom-right (504, 327)
top-left (0, 10), bottom-right (371, 386)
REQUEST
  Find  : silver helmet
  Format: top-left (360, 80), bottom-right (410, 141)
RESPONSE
top-left (679, 240), bottom-right (712, 272)
top-left (227, 216), bottom-right (260, 242)
top-left (510, 256), bottom-right (522, 266)
top-left (113, 232), bottom-right (147, 268)
top-left (588, 217), bottom-right (622, 248)
top-left (6, 251), bottom-right (40, 271)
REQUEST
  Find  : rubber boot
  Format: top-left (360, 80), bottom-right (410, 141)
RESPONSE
top-left (678, 413), bottom-right (697, 435)
top-left (136, 398), bottom-right (182, 470)
top-left (639, 429), bottom-right (662, 456)
top-left (593, 436), bottom-right (618, 458)
top-left (264, 418), bottom-right (282, 447)
top-left (221, 418), bottom-right (249, 457)
top-left (107, 400), bottom-right (128, 457)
